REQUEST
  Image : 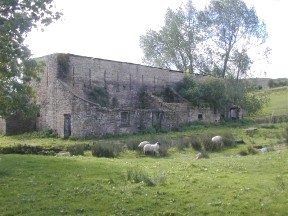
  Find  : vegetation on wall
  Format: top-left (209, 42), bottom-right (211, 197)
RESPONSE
top-left (138, 91), bottom-right (151, 109)
top-left (267, 78), bottom-right (288, 88)
top-left (88, 86), bottom-right (108, 107)
top-left (57, 54), bottom-right (70, 79)
top-left (176, 76), bottom-right (269, 116)
top-left (154, 87), bottom-right (183, 103)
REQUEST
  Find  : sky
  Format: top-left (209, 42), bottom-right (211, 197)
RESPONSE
top-left (25, 0), bottom-right (288, 79)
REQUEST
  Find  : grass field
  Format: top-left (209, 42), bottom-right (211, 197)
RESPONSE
top-left (1, 121), bottom-right (288, 215)
top-left (258, 86), bottom-right (288, 116)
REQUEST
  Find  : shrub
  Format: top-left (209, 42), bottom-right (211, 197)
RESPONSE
top-left (247, 145), bottom-right (259, 155)
top-left (91, 142), bottom-right (122, 158)
top-left (238, 146), bottom-right (258, 156)
top-left (67, 144), bottom-right (85, 156)
top-left (19, 129), bottom-right (57, 139)
top-left (125, 141), bottom-right (139, 151)
top-left (0, 144), bottom-right (42, 154)
top-left (140, 127), bottom-right (157, 134)
top-left (176, 121), bottom-right (207, 131)
top-left (190, 135), bottom-right (202, 151)
top-left (126, 167), bottom-right (155, 186)
top-left (238, 149), bottom-right (248, 156)
top-left (260, 124), bottom-right (277, 129)
top-left (283, 127), bottom-right (288, 143)
top-left (199, 147), bottom-right (209, 159)
top-left (158, 144), bottom-right (169, 157)
top-left (221, 132), bottom-right (235, 147)
top-left (174, 137), bottom-right (189, 151)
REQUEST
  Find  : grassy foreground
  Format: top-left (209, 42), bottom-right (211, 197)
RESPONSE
top-left (1, 122), bottom-right (288, 215)
top-left (1, 147), bottom-right (288, 215)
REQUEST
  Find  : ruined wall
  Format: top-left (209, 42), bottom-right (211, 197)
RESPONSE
top-left (0, 118), bottom-right (6, 134)
top-left (61, 54), bottom-right (185, 109)
top-left (31, 53), bottom-right (218, 138)
top-left (0, 117), bottom-right (35, 135)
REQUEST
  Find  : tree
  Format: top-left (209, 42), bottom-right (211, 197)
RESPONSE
top-left (140, 0), bottom-right (203, 73)
top-left (176, 76), bottom-right (268, 116)
top-left (0, 0), bottom-right (62, 119)
top-left (201, 0), bottom-right (268, 78)
top-left (198, 76), bottom-right (226, 112)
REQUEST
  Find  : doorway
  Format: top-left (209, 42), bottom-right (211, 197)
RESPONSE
top-left (64, 114), bottom-right (71, 138)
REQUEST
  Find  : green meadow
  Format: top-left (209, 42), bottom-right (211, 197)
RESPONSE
top-left (0, 86), bottom-right (288, 215)
top-left (258, 86), bottom-right (288, 116)
top-left (1, 121), bottom-right (288, 216)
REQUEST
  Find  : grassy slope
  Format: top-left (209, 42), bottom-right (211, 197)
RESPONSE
top-left (1, 123), bottom-right (288, 215)
top-left (258, 86), bottom-right (288, 116)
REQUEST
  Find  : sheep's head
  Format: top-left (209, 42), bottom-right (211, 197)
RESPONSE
top-left (156, 142), bottom-right (161, 146)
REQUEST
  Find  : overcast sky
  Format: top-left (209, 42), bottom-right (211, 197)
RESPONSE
top-left (25, 0), bottom-right (287, 79)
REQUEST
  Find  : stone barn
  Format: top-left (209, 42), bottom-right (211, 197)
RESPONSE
top-left (0, 53), bottom-right (219, 137)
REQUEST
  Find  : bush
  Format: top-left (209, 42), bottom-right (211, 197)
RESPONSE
top-left (67, 144), bottom-right (86, 156)
top-left (0, 144), bottom-right (42, 154)
top-left (283, 127), bottom-right (288, 143)
top-left (140, 127), bottom-right (157, 134)
top-left (126, 167), bottom-right (155, 186)
top-left (0, 144), bottom-right (63, 155)
top-left (158, 144), bottom-right (169, 157)
top-left (19, 129), bottom-right (57, 139)
top-left (247, 146), bottom-right (259, 155)
top-left (91, 142), bottom-right (122, 158)
top-left (176, 121), bottom-right (207, 131)
top-left (125, 141), bottom-right (139, 151)
top-left (238, 149), bottom-right (248, 156)
top-left (238, 146), bottom-right (258, 156)
top-left (189, 135), bottom-right (202, 151)
top-left (221, 132), bottom-right (235, 147)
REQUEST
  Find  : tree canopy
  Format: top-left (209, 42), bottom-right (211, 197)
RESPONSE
top-left (0, 0), bottom-right (62, 119)
top-left (175, 75), bottom-right (268, 116)
top-left (140, 0), bottom-right (269, 79)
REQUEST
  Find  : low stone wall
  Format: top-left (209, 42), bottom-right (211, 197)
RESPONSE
top-left (5, 117), bottom-right (36, 135)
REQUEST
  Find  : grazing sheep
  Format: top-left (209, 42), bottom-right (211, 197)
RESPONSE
top-left (143, 142), bottom-right (161, 156)
top-left (211, 135), bottom-right (224, 149)
top-left (259, 147), bottom-right (268, 153)
top-left (138, 141), bottom-right (150, 149)
top-left (195, 152), bottom-right (203, 160)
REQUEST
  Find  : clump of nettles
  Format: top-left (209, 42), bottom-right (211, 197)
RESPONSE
top-left (91, 142), bottom-right (122, 158)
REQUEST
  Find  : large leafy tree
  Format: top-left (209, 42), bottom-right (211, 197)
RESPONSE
top-left (200, 0), bottom-right (268, 78)
top-left (140, 0), bottom-right (203, 73)
top-left (0, 0), bottom-right (61, 119)
top-left (140, 0), bottom-right (269, 79)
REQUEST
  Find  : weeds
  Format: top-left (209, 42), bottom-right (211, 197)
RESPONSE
top-left (283, 127), bottom-right (288, 143)
top-left (67, 143), bottom-right (86, 156)
top-left (126, 167), bottom-right (155, 186)
top-left (91, 142), bottom-right (122, 158)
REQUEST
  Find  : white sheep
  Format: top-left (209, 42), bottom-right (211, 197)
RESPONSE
top-left (195, 152), bottom-right (203, 160)
top-left (143, 142), bottom-right (161, 156)
top-left (211, 135), bottom-right (224, 149)
top-left (138, 141), bottom-right (150, 149)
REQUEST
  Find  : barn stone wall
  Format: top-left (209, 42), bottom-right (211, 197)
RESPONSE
top-left (27, 53), bottom-right (219, 138)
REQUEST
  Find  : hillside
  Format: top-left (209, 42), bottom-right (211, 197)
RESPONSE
top-left (260, 86), bottom-right (288, 116)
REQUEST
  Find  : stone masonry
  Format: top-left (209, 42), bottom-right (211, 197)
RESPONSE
top-left (1, 53), bottom-right (219, 137)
